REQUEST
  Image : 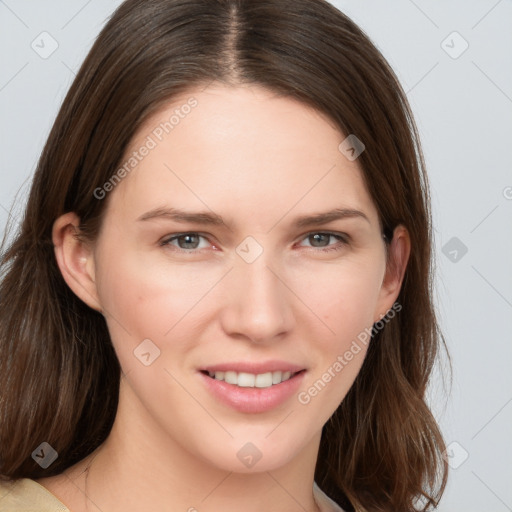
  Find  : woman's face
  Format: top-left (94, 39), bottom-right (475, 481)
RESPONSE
top-left (74, 84), bottom-right (404, 473)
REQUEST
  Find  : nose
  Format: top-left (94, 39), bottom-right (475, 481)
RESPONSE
top-left (218, 254), bottom-right (295, 344)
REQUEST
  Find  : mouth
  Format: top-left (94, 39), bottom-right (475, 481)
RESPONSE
top-left (200, 369), bottom-right (306, 388)
top-left (198, 364), bottom-right (308, 413)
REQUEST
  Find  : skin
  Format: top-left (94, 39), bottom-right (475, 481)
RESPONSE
top-left (39, 83), bottom-right (410, 512)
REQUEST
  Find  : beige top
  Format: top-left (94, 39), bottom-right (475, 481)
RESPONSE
top-left (0, 478), bottom-right (346, 511)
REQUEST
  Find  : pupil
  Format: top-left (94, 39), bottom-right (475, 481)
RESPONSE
top-left (179, 234), bottom-right (199, 249)
top-left (310, 233), bottom-right (329, 247)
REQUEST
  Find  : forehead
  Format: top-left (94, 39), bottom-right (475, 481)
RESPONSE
top-left (107, 84), bottom-right (378, 227)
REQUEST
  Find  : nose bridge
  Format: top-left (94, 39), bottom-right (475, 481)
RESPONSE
top-left (220, 246), bottom-right (294, 342)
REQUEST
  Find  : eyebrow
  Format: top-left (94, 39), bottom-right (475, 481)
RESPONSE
top-left (137, 207), bottom-right (370, 228)
top-left (293, 208), bottom-right (370, 227)
top-left (137, 207), bottom-right (227, 226)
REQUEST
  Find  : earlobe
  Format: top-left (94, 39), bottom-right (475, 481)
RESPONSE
top-left (52, 212), bottom-right (102, 312)
top-left (374, 225), bottom-right (410, 321)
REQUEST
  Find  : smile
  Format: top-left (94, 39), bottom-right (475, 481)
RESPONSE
top-left (203, 370), bottom-right (300, 388)
top-left (199, 369), bottom-right (307, 413)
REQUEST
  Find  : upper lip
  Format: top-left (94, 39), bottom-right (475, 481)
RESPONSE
top-left (200, 361), bottom-right (306, 374)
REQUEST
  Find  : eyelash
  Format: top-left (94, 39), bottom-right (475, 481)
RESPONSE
top-left (160, 232), bottom-right (350, 254)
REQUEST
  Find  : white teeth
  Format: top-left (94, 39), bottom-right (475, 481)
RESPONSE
top-left (272, 371), bottom-right (282, 384)
top-left (237, 372), bottom-right (255, 387)
top-left (224, 371), bottom-right (238, 385)
top-left (206, 370), bottom-right (297, 387)
top-left (255, 372), bottom-right (272, 388)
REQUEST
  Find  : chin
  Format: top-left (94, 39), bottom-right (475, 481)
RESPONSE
top-left (192, 429), bottom-right (313, 474)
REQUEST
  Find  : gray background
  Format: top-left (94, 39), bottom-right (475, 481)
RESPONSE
top-left (1, 1), bottom-right (511, 510)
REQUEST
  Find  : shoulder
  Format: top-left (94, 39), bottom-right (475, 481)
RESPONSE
top-left (1, 478), bottom-right (343, 512)
top-left (0, 478), bottom-right (70, 512)
top-left (313, 481), bottom-right (347, 512)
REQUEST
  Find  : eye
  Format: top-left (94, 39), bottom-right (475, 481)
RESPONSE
top-left (297, 232), bottom-right (349, 252)
top-left (161, 232), bottom-right (211, 251)
top-left (159, 231), bottom-right (349, 254)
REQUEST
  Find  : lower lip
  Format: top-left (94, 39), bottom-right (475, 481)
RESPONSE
top-left (199, 370), bottom-right (306, 414)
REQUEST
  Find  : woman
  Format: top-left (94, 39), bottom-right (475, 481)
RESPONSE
top-left (0, 0), bottom-right (448, 510)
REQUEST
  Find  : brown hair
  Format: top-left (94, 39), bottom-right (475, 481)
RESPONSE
top-left (0, 0), bottom-right (449, 509)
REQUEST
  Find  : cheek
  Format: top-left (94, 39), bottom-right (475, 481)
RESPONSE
top-left (291, 261), bottom-right (382, 419)
top-left (291, 254), bottom-right (384, 343)
top-left (289, 255), bottom-right (383, 407)
top-left (94, 247), bottom-right (225, 355)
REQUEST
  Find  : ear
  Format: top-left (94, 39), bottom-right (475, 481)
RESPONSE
top-left (373, 225), bottom-right (410, 322)
top-left (52, 212), bottom-right (102, 312)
